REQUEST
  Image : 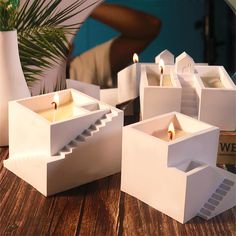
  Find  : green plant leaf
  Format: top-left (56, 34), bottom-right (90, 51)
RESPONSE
top-left (1, 0), bottom-right (100, 87)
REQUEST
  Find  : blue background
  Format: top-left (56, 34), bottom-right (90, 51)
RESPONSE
top-left (72, 0), bottom-right (235, 77)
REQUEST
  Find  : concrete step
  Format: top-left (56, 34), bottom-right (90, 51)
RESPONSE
top-left (222, 178), bottom-right (234, 187)
top-left (180, 80), bottom-right (195, 88)
top-left (198, 178), bottom-right (234, 221)
top-left (181, 107), bottom-right (198, 116)
top-left (58, 112), bottom-right (116, 157)
top-left (181, 99), bottom-right (198, 108)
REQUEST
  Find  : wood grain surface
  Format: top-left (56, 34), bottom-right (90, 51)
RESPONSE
top-left (0, 147), bottom-right (235, 236)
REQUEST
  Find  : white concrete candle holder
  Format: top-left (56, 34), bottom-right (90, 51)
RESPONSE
top-left (175, 52), bottom-right (236, 130)
top-left (140, 51), bottom-right (236, 131)
top-left (121, 112), bottom-right (236, 223)
top-left (194, 66), bottom-right (236, 130)
top-left (117, 62), bottom-right (141, 104)
top-left (4, 89), bottom-right (123, 196)
top-left (140, 64), bottom-right (182, 120)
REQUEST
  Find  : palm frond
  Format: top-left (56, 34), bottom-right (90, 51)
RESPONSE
top-left (13, 0), bottom-right (100, 85)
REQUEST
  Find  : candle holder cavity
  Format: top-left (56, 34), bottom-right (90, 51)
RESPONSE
top-left (121, 112), bottom-right (236, 223)
top-left (194, 65), bottom-right (236, 130)
top-left (4, 89), bottom-right (123, 196)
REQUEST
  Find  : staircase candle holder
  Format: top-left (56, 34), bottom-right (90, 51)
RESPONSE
top-left (121, 112), bottom-right (236, 224)
top-left (4, 89), bottom-right (123, 196)
top-left (139, 51), bottom-right (236, 131)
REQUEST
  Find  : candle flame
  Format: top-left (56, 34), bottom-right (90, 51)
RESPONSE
top-left (133, 53), bottom-right (139, 63)
top-left (159, 59), bottom-right (165, 74)
top-left (168, 122), bottom-right (175, 140)
top-left (52, 92), bottom-right (59, 110)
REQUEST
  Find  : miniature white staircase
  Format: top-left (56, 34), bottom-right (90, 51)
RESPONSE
top-left (56, 111), bottom-right (116, 157)
top-left (198, 178), bottom-right (235, 220)
top-left (179, 76), bottom-right (198, 118)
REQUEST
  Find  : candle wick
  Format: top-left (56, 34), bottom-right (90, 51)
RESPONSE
top-left (160, 66), bottom-right (164, 74)
top-left (168, 131), bottom-right (173, 141)
top-left (51, 102), bottom-right (58, 110)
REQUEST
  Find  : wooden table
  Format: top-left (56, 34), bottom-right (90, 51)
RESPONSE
top-left (0, 147), bottom-right (235, 236)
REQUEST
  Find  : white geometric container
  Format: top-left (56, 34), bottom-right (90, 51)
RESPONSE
top-left (0, 30), bottom-right (30, 146)
top-left (140, 51), bottom-right (236, 131)
top-left (140, 64), bottom-right (182, 120)
top-left (121, 112), bottom-right (236, 223)
top-left (194, 66), bottom-right (236, 130)
top-left (4, 89), bottom-right (123, 196)
top-left (117, 62), bottom-right (141, 103)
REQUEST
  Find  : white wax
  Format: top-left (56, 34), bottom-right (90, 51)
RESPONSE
top-left (38, 101), bottom-right (87, 122)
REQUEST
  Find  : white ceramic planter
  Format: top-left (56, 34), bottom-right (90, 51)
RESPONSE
top-left (4, 89), bottom-right (123, 196)
top-left (0, 30), bottom-right (30, 146)
top-left (121, 112), bottom-right (236, 223)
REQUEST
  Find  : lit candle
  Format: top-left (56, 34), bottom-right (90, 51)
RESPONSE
top-left (168, 122), bottom-right (175, 140)
top-left (38, 92), bottom-right (85, 122)
top-left (133, 53), bottom-right (139, 63)
top-left (117, 53), bottom-right (142, 103)
top-left (159, 59), bottom-right (164, 86)
top-left (152, 122), bottom-right (190, 142)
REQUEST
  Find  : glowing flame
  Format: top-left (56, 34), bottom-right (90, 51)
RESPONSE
top-left (52, 92), bottom-right (59, 110)
top-left (159, 59), bottom-right (165, 74)
top-left (133, 53), bottom-right (139, 63)
top-left (168, 122), bottom-right (175, 140)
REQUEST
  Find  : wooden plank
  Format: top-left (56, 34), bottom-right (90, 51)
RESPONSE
top-left (77, 175), bottom-right (120, 236)
top-left (120, 193), bottom-right (236, 236)
top-left (0, 149), bottom-right (120, 236)
top-left (0, 148), bottom-right (235, 236)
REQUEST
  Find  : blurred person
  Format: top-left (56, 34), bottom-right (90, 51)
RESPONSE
top-left (69, 3), bottom-right (161, 88)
